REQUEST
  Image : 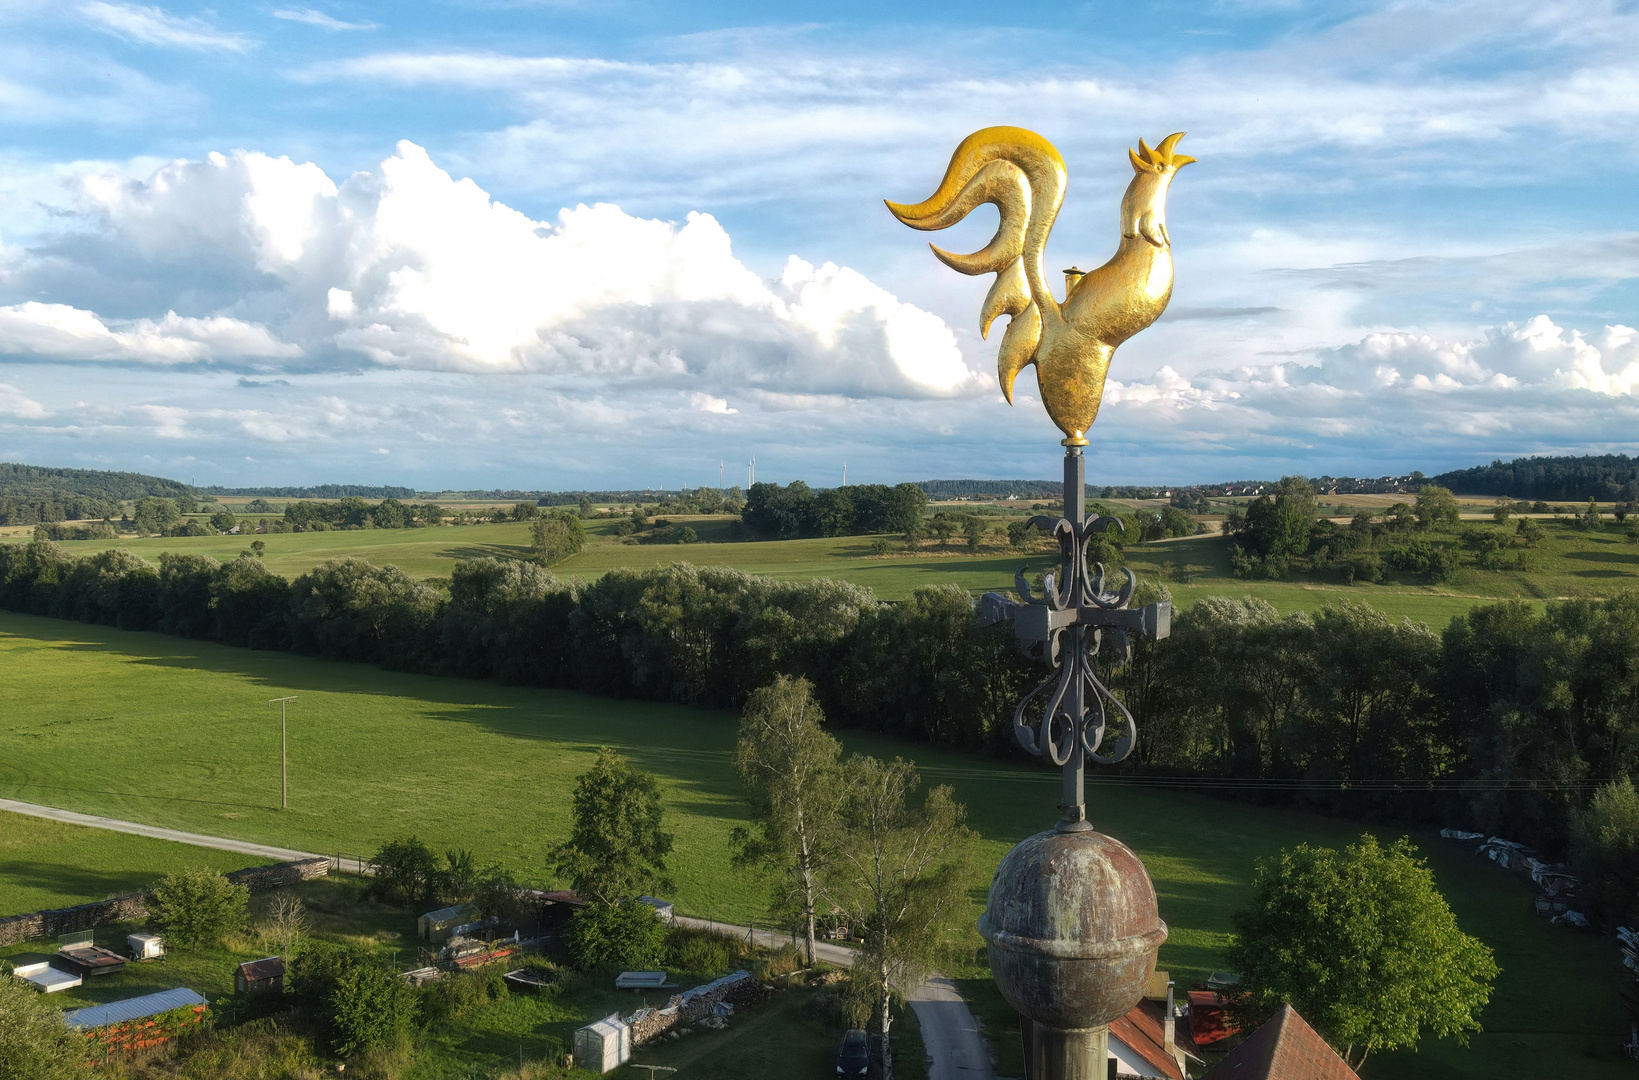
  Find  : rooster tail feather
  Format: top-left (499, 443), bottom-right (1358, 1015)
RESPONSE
top-left (886, 127), bottom-right (1067, 323)
top-left (997, 300), bottom-right (1041, 404)
top-left (979, 259), bottom-right (1032, 339)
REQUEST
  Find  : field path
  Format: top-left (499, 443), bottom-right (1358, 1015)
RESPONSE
top-left (0, 798), bottom-right (322, 863)
top-left (674, 915), bottom-right (997, 1080)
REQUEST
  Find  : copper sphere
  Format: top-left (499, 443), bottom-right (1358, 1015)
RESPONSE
top-left (978, 826), bottom-right (1166, 1031)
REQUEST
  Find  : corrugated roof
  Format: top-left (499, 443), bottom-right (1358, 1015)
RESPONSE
top-left (64, 988), bottom-right (207, 1029)
top-left (236, 957), bottom-right (286, 980)
top-left (1201, 1004), bottom-right (1359, 1080)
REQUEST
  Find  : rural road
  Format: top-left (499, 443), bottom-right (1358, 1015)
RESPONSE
top-left (674, 915), bottom-right (997, 1080)
top-left (0, 798), bottom-right (323, 863)
top-left (2, 802), bottom-right (998, 1080)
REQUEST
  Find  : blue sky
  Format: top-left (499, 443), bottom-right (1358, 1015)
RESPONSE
top-left (0, 0), bottom-right (1636, 490)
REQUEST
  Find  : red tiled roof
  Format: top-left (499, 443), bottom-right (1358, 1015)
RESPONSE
top-left (1188, 990), bottom-right (1236, 1046)
top-left (1109, 999), bottom-right (1185, 1080)
top-left (1201, 1004), bottom-right (1359, 1080)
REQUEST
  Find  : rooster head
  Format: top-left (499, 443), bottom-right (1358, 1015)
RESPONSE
top-left (1121, 132), bottom-right (1193, 249)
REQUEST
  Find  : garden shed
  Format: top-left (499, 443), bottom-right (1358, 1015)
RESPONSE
top-left (418, 903), bottom-right (472, 942)
top-left (573, 1012), bottom-right (631, 1074)
top-left (234, 957), bottom-right (286, 996)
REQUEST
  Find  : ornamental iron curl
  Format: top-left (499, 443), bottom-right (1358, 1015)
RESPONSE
top-left (987, 448), bottom-right (1171, 829)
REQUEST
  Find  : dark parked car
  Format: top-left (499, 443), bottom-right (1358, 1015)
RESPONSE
top-left (836, 1028), bottom-right (870, 1076)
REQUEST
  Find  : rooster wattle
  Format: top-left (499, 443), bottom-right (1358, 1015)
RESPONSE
top-left (886, 128), bottom-right (1193, 446)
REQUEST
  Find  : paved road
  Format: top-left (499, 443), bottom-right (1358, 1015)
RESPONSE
top-left (674, 916), bottom-right (997, 1080)
top-left (0, 798), bottom-right (323, 863)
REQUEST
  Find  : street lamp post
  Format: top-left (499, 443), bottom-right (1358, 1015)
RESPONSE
top-left (268, 696), bottom-right (297, 810)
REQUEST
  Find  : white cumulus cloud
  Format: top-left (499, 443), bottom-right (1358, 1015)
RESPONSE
top-left (10, 142), bottom-right (977, 399)
top-left (0, 302), bottom-right (298, 363)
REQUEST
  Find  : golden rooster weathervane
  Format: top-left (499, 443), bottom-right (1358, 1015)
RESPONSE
top-left (886, 127), bottom-right (1193, 446)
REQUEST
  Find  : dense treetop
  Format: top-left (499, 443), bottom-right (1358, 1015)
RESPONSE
top-left (1434, 454), bottom-right (1639, 501)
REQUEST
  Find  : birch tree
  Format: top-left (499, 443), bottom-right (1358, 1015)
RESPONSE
top-left (732, 675), bottom-right (841, 964)
top-left (832, 755), bottom-right (973, 1075)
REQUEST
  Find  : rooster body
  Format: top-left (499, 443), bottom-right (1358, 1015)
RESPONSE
top-left (887, 128), bottom-right (1193, 446)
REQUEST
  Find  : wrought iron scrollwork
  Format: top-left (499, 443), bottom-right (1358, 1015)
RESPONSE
top-left (1010, 510), bottom-right (1140, 766)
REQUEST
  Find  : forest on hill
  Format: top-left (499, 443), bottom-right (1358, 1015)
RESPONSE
top-left (1433, 454), bottom-right (1639, 501)
top-left (0, 462), bottom-right (188, 502)
top-left (202, 483), bottom-right (416, 499)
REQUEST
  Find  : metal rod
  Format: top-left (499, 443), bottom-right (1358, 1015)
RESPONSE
top-left (1061, 450), bottom-right (1086, 827)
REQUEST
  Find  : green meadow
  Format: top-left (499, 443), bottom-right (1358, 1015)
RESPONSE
top-left (9, 508), bottom-right (1637, 624)
top-left (0, 810), bottom-right (271, 914)
top-left (0, 611), bottom-right (1629, 1078)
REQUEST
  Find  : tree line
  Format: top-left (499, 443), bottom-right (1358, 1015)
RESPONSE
top-left (1435, 453), bottom-right (1639, 502)
top-left (741, 481), bottom-right (929, 539)
top-left (0, 540), bottom-right (1633, 881)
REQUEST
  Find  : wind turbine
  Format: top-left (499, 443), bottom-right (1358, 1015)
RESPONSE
top-left (748, 456), bottom-right (756, 488)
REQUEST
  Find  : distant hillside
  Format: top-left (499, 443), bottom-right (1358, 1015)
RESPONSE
top-left (0, 462), bottom-right (192, 525)
top-left (915, 479), bottom-right (1062, 499)
top-left (204, 484), bottom-right (417, 499)
top-left (1434, 454), bottom-right (1639, 501)
top-left (0, 462), bottom-right (189, 501)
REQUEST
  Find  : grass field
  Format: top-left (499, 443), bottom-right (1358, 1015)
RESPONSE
top-left (0, 612), bottom-right (1629, 1078)
top-left (0, 810), bottom-right (271, 914)
top-left (11, 509), bottom-right (1637, 626)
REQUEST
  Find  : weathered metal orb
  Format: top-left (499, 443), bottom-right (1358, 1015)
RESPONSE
top-left (978, 827), bottom-right (1166, 1031)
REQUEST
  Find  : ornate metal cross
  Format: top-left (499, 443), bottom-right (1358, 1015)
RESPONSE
top-left (983, 449), bottom-right (1170, 828)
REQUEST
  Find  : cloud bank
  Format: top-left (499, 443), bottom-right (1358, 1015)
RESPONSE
top-left (1, 143), bottom-right (975, 405)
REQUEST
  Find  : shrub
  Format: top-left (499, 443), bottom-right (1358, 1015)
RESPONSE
top-left (422, 965), bottom-right (508, 1024)
top-left (565, 900), bottom-right (668, 972)
top-left (147, 869), bottom-right (250, 949)
top-left (330, 962), bottom-right (417, 1056)
top-left (288, 942), bottom-right (418, 1056)
top-left (667, 926), bottom-right (736, 975)
top-left (1571, 779), bottom-right (1639, 917)
top-left (369, 835), bottom-right (442, 905)
top-left (0, 974), bottom-right (83, 1080)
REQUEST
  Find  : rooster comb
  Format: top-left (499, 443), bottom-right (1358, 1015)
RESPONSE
top-left (1128, 132), bottom-right (1196, 174)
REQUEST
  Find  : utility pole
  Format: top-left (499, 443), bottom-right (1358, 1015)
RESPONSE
top-left (268, 697), bottom-right (297, 809)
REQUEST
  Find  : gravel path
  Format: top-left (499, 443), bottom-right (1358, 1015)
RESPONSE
top-left (0, 797), bottom-right (323, 863)
top-left (673, 915), bottom-right (998, 1080)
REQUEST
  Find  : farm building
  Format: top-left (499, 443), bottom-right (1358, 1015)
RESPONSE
top-left (1108, 993), bottom-right (1206, 1080)
top-left (234, 957), bottom-right (286, 995)
top-left (573, 1012), bottom-right (632, 1074)
top-left (1201, 1004), bottom-right (1359, 1080)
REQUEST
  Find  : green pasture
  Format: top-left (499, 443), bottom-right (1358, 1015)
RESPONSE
top-left (0, 612), bottom-right (1629, 1077)
top-left (0, 810), bottom-right (270, 915)
top-left (10, 512), bottom-right (1636, 622)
